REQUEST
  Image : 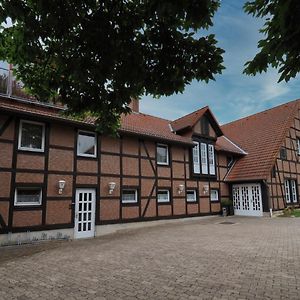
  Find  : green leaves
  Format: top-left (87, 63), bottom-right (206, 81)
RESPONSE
top-left (244, 0), bottom-right (300, 82)
top-left (0, 0), bottom-right (224, 134)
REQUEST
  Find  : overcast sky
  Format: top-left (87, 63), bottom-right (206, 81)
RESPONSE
top-left (140, 0), bottom-right (300, 124)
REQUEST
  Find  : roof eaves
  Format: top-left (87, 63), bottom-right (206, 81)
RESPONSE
top-left (222, 136), bottom-right (248, 155)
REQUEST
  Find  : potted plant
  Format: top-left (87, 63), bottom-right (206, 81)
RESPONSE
top-left (221, 198), bottom-right (234, 216)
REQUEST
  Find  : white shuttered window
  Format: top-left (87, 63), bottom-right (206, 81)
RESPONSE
top-left (193, 142), bottom-right (200, 173)
top-left (200, 143), bottom-right (208, 174)
top-left (208, 144), bottom-right (215, 175)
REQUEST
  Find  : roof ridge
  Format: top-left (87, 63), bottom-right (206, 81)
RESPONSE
top-left (171, 105), bottom-right (208, 124)
top-left (222, 98), bottom-right (300, 128)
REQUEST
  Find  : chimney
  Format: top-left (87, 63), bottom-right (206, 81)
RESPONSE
top-left (129, 98), bottom-right (139, 113)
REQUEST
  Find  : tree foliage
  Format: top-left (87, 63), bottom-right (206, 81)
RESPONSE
top-left (0, 0), bottom-right (224, 133)
top-left (244, 0), bottom-right (300, 82)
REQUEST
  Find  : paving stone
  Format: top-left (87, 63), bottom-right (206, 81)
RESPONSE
top-left (1, 216), bottom-right (300, 299)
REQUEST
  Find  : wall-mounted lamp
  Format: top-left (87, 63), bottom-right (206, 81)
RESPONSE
top-left (108, 182), bottom-right (116, 194)
top-left (58, 180), bottom-right (66, 195)
top-left (178, 184), bottom-right (184, 194)
top-left (203, 185), bottom-right (209, 194)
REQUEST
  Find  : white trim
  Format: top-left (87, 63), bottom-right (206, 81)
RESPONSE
top-left (157, 189), bottom-right (170, 203)
top-left (14, 187), bottom-right (42, 206)
top-left (74, 188), bottom-right (96, 239)
top-left (208, 144), bottom-right (215, 175)
top-left (168, 123), bottom-right (174, 133)
top-left (122, 189), bottom-right (138, 204)
top-left (77, 130), bottom-right (97, 158)
top-left (210, 189), bottom-right (219, 202)
top-left (200, 143), bottom-right (208, 174)
top-left (156, 144), bottom-right (169, 165)
top-left (18, 120), bottom-right (45, 152)
top-left (193, 141), bottom-right (200, 174)
top-left (222, 136), bottom-right (248, 155)
top-left (186, 190), bottom-right (197, 202)
top-left (297, 138), bottom-right (300, 155)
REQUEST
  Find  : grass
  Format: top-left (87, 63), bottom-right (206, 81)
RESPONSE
top-left (278, 208), bottom-right (300, 217)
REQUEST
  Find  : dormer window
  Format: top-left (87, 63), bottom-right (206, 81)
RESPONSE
top-left (192, 140), bottom-right (215, 176)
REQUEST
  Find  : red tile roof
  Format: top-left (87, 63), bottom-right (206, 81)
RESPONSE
top-left (0, 96), bottom-right (193, 145)
top-left (222, 99), bottom-right (300, 182)
top-left (120, 112), bottom-right (193, 145)
top-left (215, 136), bottom-right (247, 156)
top-left (170, 106), bottom-right (208, 132)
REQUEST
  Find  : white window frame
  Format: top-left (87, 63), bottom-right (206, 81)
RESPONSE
top-left (156, 144), bottom-right (169, 165)
top-left (297, 138), bottom-right (300, 156)
top-left (284, 180), bottom-right (291, 203)
top-left (186, 190), bottom-right (197, 203)
top-left (121, 189), bottom-right (138, 204)
top-left (77, 130), bottom-right (97, 158)
top-left (200, 143), bottom-right (208, 174)
top-left (193, 141), bottom-right (200, 174)
top-left (210, 189), bottom-right (219, 202)
top-left (291, 180), bottom-right (297, 203)
top-left (14, 187), bottom-right (42, 206)
top-left (208, 144), bottom-right (215, 175)
top-left (18, 120), bottom-right (45, 152)
top-left (157, 189), bottom-right (170, 203)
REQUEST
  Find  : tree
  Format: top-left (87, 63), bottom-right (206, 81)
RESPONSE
top-left (244, 0), bottom-right (300, 82)
top-left (0, 1), bottom-right (224, 133)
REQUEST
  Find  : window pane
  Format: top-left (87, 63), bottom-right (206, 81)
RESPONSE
top-left (297, 139), bottom-right (300, 155)
top-left (157, 190), bottom-right (169, 202)
top-left (291, 180), bottom-right (297, 203)
top-left (78, 132), bottom-right (96, 156)
top-left (187, 190), bottom-right (196, 202)
top-left (16, 189), bottom-right (41, 205)
top-left (284, 180), bottom-right (291, 203)
top-left (208, 144), bottom-right (215, 175)
top-left (21, 122), bottom-right (43, 149)
top-left (193, 142), bottom-right (200, 173)
top-left (211, 190), bottom-right (219, 201)
top-left (200, 143), bottom-right (208, 174)
top-left (122, 190), bottom-right (137, 203)
top-left (157, 145), bottom-right (168, 164)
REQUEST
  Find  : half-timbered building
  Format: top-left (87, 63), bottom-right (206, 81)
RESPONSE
top-left (0, 94), bottom-right (300, 243)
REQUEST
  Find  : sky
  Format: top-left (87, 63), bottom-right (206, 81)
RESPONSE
top-left (140, 0), bottom-right (300, 124)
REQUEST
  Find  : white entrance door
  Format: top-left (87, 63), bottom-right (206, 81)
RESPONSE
top-left (232, 183), bottom-right (263, 217)
top-left (74, 188), bottom-right (96, 239)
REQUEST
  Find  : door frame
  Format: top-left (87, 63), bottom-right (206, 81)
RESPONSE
top-left (232, 183), bottom-right (263, 217)
top-left (74, 188), bottom-right (96, 239)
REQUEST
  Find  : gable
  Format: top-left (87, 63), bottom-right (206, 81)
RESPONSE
top-left (193, 115), bottom-right (217, 138)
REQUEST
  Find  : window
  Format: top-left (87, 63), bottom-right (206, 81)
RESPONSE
top-left (122, 189), bottom-right (138, 204)
top-left (297, 138), bottom-right (300, 155)
top-left (15, 188), bottom-right (42, 206)
top-left (186, 190), bottom-right (197, 202)
top-left (208, 144), bottom-right (215, 175)
top-left (210, 189), bottom-right (219, 202)
top-left (280, 147), bottom-right (287, 160)
top-left (272, 166), bottom-right (276, 178)
top-left (284, 179), bottom-right (298, 203)
top-left (192, 140), bottom-right (216, 176)
top-left (157, 190), bottom-right (170, 203)
top-left (227, 156), bottom-right (234, 168)
top-left (201, 117), bottom-right (209, 135)
top-left (157, 144), bottom-right (169, 165)
top-left (77, 131), bottom-right (97, 157)
top-left (193, 142), bottom-right (200, 173)
top-left (18, 120), bottom-right (45, 152)
top-left (200, 143), bottom-right (208, 174)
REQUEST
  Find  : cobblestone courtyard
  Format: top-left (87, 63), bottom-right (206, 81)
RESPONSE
top-left (1, 216), bottom-right (300, 299)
